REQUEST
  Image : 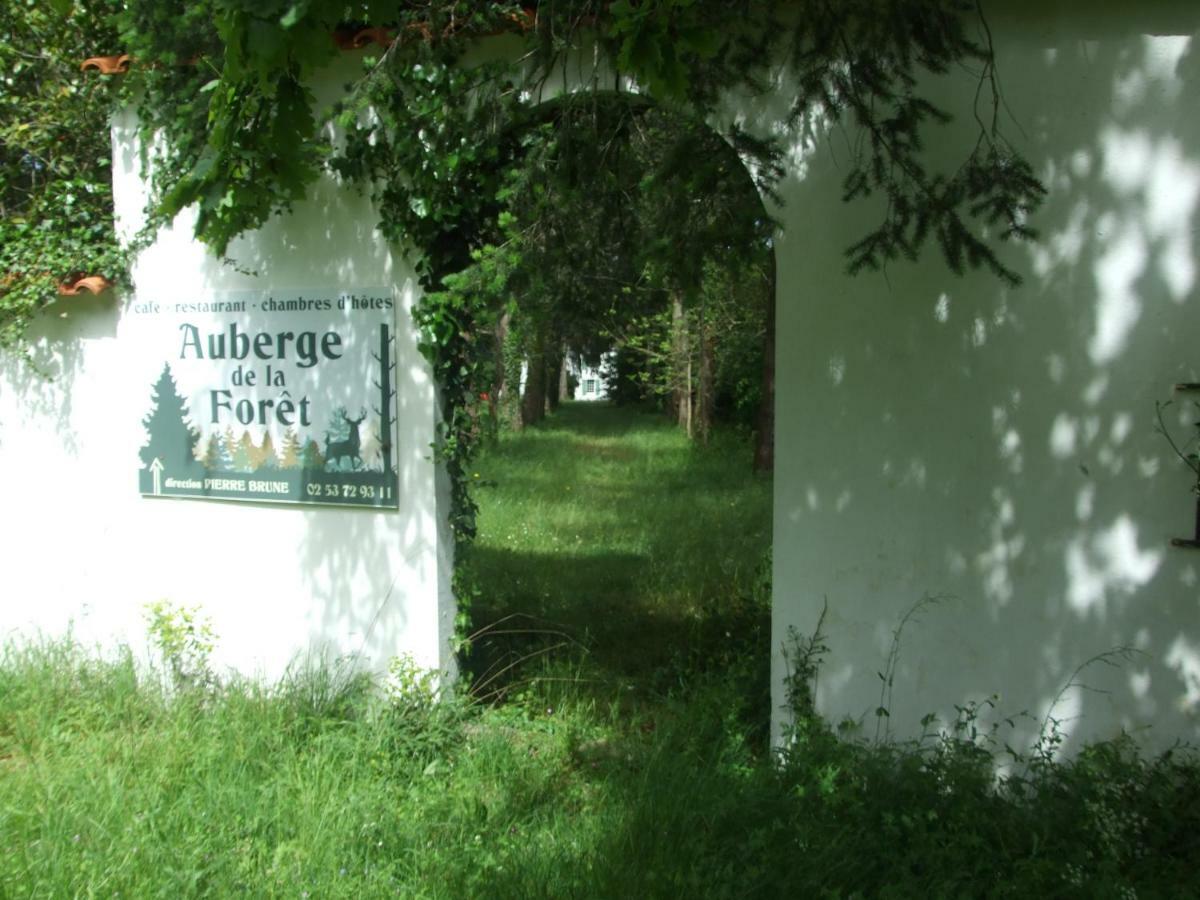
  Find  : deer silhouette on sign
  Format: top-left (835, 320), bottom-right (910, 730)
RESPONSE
top-left (324, 408), bottom-right (367, 471)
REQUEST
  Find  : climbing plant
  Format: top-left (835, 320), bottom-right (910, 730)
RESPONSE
top-left (6, 1), bottom-right (1046, 595)
top-left (437, 96), bottom-right (775, 446)
top-left (0, 0), bottom-right (126, 354)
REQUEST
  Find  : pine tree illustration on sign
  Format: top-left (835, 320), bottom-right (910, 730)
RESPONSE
top-left (231, 431), bottom-right (255, 472)
top-left (201, 432), bottom-right (233, 471)
top-left (301, 438), bottom-right (325, 471)
top-left (255, 431), bottom-right (280, 470)
top-left (140, 363), bottom-right (201, 475)
top-left (279, 428), bottom-right (302, 469)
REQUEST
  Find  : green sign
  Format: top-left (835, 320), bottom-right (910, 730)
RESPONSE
top-left (130, 290), bottom-right (399, 508)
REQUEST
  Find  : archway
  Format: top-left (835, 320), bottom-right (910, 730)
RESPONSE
top-left (7, 3), bottom-right (1195, 757)
top-left (439, 90), bottom-right (779, 731)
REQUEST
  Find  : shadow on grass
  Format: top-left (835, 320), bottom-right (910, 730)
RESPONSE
top-left (523, 401), bottom-right (663, 438)
top-left (463, 543), bottom-right (771, 734)
top-left (460, 401), bottom-right (772, 742)
top-left (463, 546), bottom-right (682, 695)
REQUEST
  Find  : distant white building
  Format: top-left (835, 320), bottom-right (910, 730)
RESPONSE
top-left (568, 351), bottom-right (613, 402)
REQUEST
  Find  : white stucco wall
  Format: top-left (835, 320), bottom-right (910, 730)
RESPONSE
top-left (3, 5), bottom-right (1194, 754)
top-left (769, 1), bottom-right (1200, 752)
top-left (0, 65), bottom-right (455, 682)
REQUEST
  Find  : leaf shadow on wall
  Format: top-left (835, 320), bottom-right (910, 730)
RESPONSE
top-left (755, 9), bottom-right (1200, 753)
top-left (177, 171), bottom-right (444, 678)
top-left (0, 291), bottom-right (118, 457)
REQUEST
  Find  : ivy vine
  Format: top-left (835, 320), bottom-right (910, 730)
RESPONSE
top-left (5, 1), bottom-right (1046, 651)
top-left (0, 0), bottom-right (127, 355)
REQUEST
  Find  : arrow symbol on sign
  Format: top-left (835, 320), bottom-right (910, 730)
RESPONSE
top-left (149, 458), bottom-right (164, 495)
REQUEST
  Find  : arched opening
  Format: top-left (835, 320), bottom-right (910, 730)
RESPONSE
top-left (442, 89), bottom-right (780, 739)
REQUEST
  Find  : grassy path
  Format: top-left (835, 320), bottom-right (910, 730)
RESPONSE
top-left (0, 405), bottom-right (781, 898)
top-left (462, 402), bottom-right (772, 701)
top-left (2, 404), bottom-right (1195, 898)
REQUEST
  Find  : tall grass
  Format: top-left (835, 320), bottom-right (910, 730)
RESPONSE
top-left (461, 402), bottom-right (772, 715)
top-left (4, 639), bottom-right (1196, 897)
top-left (1, 404), bottom-right (1196, 897)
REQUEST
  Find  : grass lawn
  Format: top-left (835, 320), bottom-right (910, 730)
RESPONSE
top-left (1, 403), bottom-right (1196, 898)
top-left (461, 401), bottom-right (772, 710)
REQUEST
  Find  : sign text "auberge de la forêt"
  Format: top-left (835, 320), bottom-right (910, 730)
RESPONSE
top-left (130, 290), bottom-right (399, 509)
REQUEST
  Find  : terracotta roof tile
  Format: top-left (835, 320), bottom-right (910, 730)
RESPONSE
top-left (80, 54), bottom-right (131, 74)
top-left (84, 8), bottom-right (543, 72)
top-left (57, 275), bottom-right (114, 296)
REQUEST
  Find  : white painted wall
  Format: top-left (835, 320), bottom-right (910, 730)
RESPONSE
top-left (4, 6), bottom-right (1195, 755)
top-left (768, 1), bottom-right (1200, 752)
top-left (0, 63), bottom-right (455, 683)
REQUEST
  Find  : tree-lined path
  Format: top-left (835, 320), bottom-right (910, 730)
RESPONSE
top-left (461, 401), bottom-right (772, 707)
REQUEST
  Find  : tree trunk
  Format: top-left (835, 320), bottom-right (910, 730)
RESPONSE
top-left (521, 328), bottom-right (547, 427)
top-left (671, 291), bottom-right (690, 431)
top-left (684, 355), bottom-right (693, 439)
top-left (696, 304), bottom-right (714, 445)
top-left (753, 252), bottom-right (776, 474)
top-left (558, 351), bottom-right (571, 403)
top-left (498, 310), bottom-right (524, 431)
top-left (490, 309), bottom-right (508, 431)
top-left (546, 343), bottom-right (563, 413)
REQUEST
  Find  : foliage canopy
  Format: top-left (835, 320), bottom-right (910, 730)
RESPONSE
top-left (2, 0), bottom-right (1046, 551)
top-left (0, 0), bottom-right (126, 352)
